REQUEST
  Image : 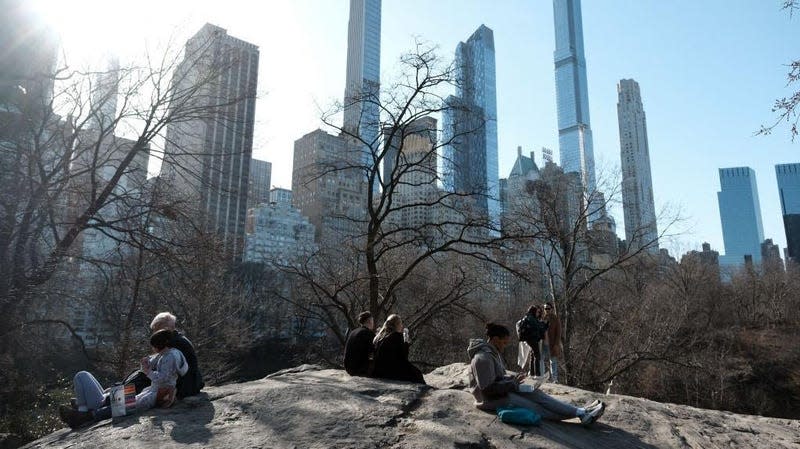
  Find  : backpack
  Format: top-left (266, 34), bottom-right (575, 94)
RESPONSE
top-left (497, 406), bottom-right (541, 426)
top-left (123, 369), bottom-right (151, 394)
top-left (516, 315), bottom-right (547, 343)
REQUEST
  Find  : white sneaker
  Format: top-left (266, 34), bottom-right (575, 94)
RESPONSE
top-left (583, 399), bottom-right (601, 410)
top-left (580, 401), bottom-right (605, 427)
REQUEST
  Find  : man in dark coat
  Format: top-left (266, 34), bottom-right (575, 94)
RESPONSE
top-left (343, 311), bottom-right (376, 377)
top-left (150, 312), bottom-right (205, 398)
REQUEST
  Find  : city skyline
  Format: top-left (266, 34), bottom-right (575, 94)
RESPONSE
top-left (33, 0), bottom-right (800, 255)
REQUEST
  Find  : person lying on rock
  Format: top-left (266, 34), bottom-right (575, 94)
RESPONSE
top-left (150, 312), bottom-right (205, 398)
top-left (344, 311), bottom-right (376, 377)
top-left (468, 322), bottom-right (605, 427)
top-left (59, 329), bottom-right (189, 429)
top-left (372, 314), bottom-right (426, 384)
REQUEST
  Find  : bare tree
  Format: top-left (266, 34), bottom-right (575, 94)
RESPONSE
top-left (760, 1), bottom-right (800, 138)
top-left (285, 43), bottom-right (509, 348)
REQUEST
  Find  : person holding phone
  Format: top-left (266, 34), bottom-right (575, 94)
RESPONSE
top-left (467, 323), bottom-right (605, 426)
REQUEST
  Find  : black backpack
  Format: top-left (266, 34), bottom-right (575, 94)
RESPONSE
top-left (516, 315), bottom-right (547, 343)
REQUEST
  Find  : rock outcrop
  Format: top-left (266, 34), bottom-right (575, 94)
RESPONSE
top-left (23, 364), bottom-right (800, 448)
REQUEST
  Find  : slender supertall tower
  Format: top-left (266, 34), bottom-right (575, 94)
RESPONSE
top-left (617, 79), bottom-right (658, 251)
top-left (552, 0), bottom-right (596, 195)
top-left (343, 0), bottom-right (381, 156)
top-left (442, 25), bottom-right (499, 226)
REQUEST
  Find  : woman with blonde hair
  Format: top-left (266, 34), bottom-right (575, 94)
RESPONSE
top-left (372, 314), bottom-right (426, 384)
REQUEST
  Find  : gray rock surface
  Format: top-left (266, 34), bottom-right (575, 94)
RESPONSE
top-left (23, 363), bottom-right (800, 449)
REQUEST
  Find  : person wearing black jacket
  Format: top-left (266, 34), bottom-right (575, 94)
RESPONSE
top-left (150, 312), bottom-right (205, 399)
top-left (343, 311), bottom-right (376, 376)
top-left (372, 314), bottom-right (425, 384)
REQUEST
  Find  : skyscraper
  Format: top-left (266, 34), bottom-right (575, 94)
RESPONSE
top-left (161, 24), bottom-right (259, 261)
top-left (776, 163), bottom-right (800, 264)
top-left (717, 167), bottom-right (765, 265)
top-left (552, 0), bottom-right (596, 194)
top-left (343, 0), bottom-right (381, 157)
top-left (617, 79), bottom-right (658, 252)
top-left (442, 25), bottom-right (499, 226)
top-left (248, 158), bottom-right (272, 208)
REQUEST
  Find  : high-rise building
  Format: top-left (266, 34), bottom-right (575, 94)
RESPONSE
top-left (442, 25), bottom-right (499, 226)
top-left (776, 163), bottom-right (800, 264)
top-left (292, 129), bottom-right (366, 244)
top-left (248, 158), bottom-right (272, 208)
top-left (161, 24), bottom-right (259, 261)
top-left (552, 0), bottom-right (596, 195)
top-left (617, 79), bottom-right (658, 252)
top-left (717, 167), bottom-right (765, 266)
top-left (343, 0), bottom-right (381, 167)
top-left (269, 187), bottom-right (292, 205)
top-left (89, 57), bottom-right (120, 131)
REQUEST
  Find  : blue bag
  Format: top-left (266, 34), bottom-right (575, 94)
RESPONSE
top-left (497, 406), bottom-right (541, 426)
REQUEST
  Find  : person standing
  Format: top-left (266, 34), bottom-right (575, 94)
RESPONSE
top-left (541, 302), bottom-right (562, 383)
top-left (372, 314), bottom-right (426, 384)
top-left (150, 312), bottom-right (204, 398)
top-left (343, 311), bottom-right (376, 376)
top-left (467, 322), bottom-right (605, 426)
top-left (516, 306), bottom-right (548, 376)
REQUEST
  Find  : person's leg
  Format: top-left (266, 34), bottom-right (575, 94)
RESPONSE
top-left (507, 391), bottom-right (579, 421)
top-left (541, 343), bottom-right (551, 376)
top-left (530, 343), bottom-right (541, 376)
top-left (550, 355), bottom-right (559, 383)
top-left (73, 371), bottom-right (106, 411)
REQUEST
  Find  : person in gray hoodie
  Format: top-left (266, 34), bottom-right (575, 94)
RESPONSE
top-left (467, 323), bottom-right (605, 426)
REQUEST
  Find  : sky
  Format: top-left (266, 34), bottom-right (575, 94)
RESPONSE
top-left (31, 0), bottom-right (800, 257)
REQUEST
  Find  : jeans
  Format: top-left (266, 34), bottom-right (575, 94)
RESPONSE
top-left (506, 390), bottom-right (578, 421)
top-left (541, 343), bottom-right (559, 383)
top-left (73, 371), bottom-right (112, 420)
top-left (527, 341), bottom-right (542, 376)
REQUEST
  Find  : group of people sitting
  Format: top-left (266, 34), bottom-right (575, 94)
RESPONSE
top-left (343, 312), bottom-right (425, 384)
top-left (58, 312), bottom-right (205, 429)
top-left (345, 309), bottom-right (605, 427)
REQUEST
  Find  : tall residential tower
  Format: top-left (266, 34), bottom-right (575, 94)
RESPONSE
top-left (442, 25), bottom-right (499, 226)
top-left (617, 79), bottom-right (658, 251)
top-left (717, 167), bottom-right (764, 265)
top-left (161, 24), bottom-right (259, 261)
top-left (343, 0), bottom-right (381, 158)
top-left (553, 0), bottom-right (596, 194)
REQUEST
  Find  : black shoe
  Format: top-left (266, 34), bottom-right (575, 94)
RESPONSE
top-left (63, 409), bottom-right (95, 429)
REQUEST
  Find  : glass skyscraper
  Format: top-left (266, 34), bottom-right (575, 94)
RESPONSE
top-left (717, 167), bottom-right (764, 265)
top-left (553, 0), bottom-right (596, 195)
top-left (617, 79), bottom-right (658, 252)
top-left (776, 163), bottom-right (800, 263)
top-left (442, 25), bottom-right (499, 226)
top-left (343, 0), bottom-right (381, 161)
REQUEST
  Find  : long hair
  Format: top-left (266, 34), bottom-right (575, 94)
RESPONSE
top-left (373, 314), bottom-right (402, 345)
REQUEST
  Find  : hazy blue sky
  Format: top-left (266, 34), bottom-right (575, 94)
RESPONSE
top-left (37, 0), bottom-right (799, 256)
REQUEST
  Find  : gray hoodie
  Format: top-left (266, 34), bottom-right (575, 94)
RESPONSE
top-left (467, 338), bottom-right (519, 410)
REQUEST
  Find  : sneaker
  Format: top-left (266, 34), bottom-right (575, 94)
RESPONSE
top-left (580, 401), bottom-right (605, 427)
top-left (583, 399), bottom-right (601, 410)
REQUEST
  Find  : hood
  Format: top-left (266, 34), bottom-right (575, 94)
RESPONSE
top-left (467, 338), bottom-right (494, 358)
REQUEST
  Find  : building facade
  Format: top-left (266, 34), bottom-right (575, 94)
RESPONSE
top-left (442, 25), bottom-right (499, 227)
top-left (161, 24), bottom-right (259, 261)
top-left (248, 158), bottom-right (272, 208)
top-left (617, 79), bottom-right (658, 252)
top-left (343, 0), bottom-right (382, 169)
top-left (244, 198), bottom-right (316, 266)
top-left (717, 167), bottom-right (764, 265)
top-left (553, 0), bottom-right (596, 195)
top-left (776, 163), bottom-right (800, 264)
top-left (291, 129), bottom-right (367, 244)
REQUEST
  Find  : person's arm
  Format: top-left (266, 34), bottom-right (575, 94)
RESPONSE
top-left (146, 351), bottom-right (180, 384)
top-left (472, 355), bottom-right (518, 397)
